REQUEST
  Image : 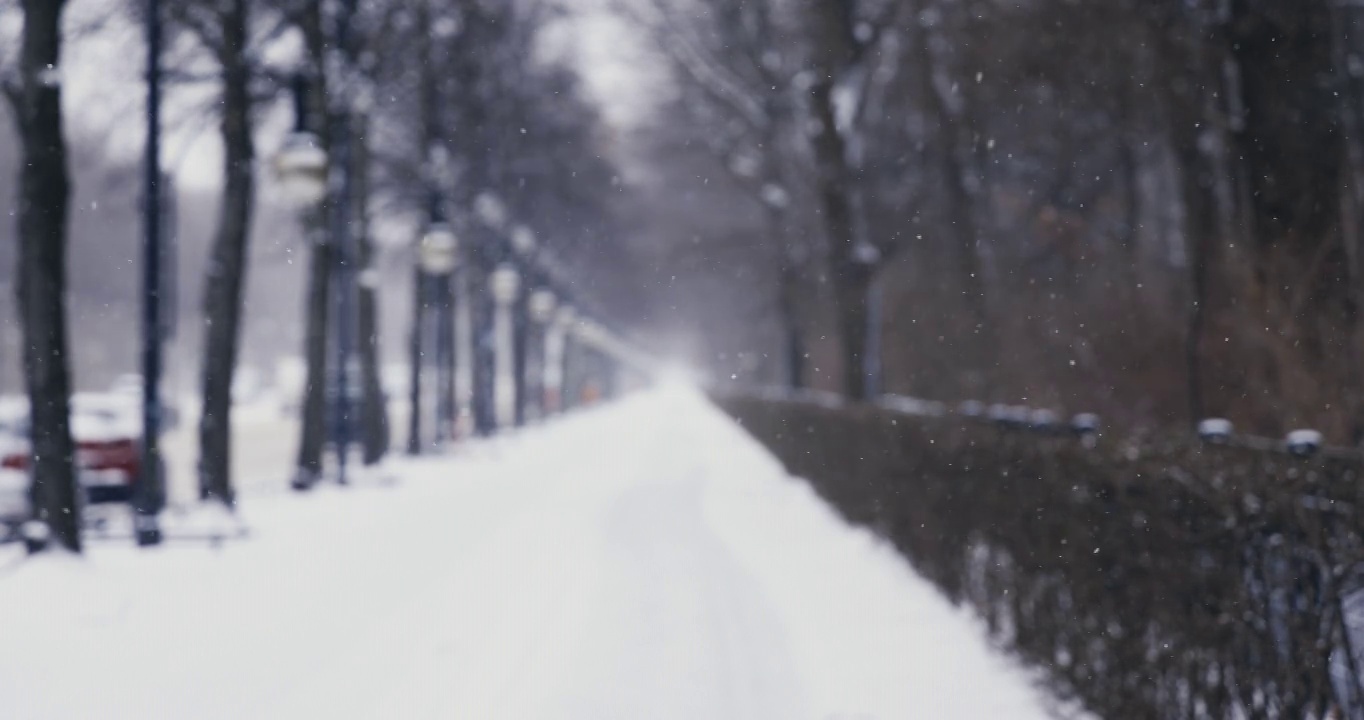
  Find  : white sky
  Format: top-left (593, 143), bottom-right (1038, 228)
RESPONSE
top-left (548, 0), bottom-right (665, 132)
top-left (57, 0), bottom-right (664, 193)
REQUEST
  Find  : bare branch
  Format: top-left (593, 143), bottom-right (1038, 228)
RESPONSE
top-left (165, 2), bottom-right (226, 55)
top-left (619, 0), bottom-right (770, 133)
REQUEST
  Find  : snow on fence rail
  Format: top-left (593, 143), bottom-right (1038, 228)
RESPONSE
top-left (713, 391), bottom-right (1364, 720)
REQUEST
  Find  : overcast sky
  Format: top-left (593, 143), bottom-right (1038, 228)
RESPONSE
top-left (55, 0), bottom-right (664, 193)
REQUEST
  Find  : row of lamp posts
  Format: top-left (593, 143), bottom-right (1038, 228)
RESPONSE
top-left (277, 146), bottom-right (597, 463)
top-left (277, 125), bottom-right (634, 458)
top-left (404, 194), bottom-right (628, 453)
top-left (129, 0), bottom-right (636, 541)
top-left (271, 54), bottom-right (634, 464)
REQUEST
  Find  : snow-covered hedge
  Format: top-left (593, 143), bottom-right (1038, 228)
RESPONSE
top-left (716, 394), bottom-right (1364, 720)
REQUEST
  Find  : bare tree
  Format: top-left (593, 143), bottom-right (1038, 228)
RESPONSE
top-left (627, 0), bottom-right (814, 388)
top-left (290, 0), bottom-right (333, 487)
top-left (352, 110), bottom-right (388, 464)
top-left (1, 0), bottom-right (81, 551)
top-left (166, 0), bottom-right (258, 508)
top-left (901, 0), bottom-right (992, 392)
top-left (802, 0), bottom-right (897, 400)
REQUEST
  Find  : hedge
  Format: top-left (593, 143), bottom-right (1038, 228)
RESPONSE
top-left (715, 394), bottom-right (1364, 719)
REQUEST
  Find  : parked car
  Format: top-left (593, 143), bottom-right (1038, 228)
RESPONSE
top-left (0, 397), bottom-right (29, 533)
top-left (0, 437), bottom-right (27, 538)
top-left (0, 394), bottom-right (146, 511)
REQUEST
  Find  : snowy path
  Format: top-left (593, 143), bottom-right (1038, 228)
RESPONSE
top-left (0, 388), bottom-right (1058, 719)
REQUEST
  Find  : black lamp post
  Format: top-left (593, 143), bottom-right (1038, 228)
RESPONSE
top-left (490, 264), bottom-right (521, 430)
top-left (472, 193), bottom-right (509, 436)
top-left (419, 221), bottom-right (458, 445)
top-left (136, 0), bottom-right (165, 547)
top-left (407, 252), bottom-right (424, 456)
top-left (526, 289), bottom-right (556, 422)
top-left (553, 304), bottom-right (577, 413)
top-left (274, 78), bottom-right (328, 206)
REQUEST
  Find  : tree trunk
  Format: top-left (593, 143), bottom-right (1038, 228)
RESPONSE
top-left (1168, 53), bottom-right (1221, 427)
top-left (761, 187), bottom-right (806, 391)
top-left (409, 0), bottom-right (436, 454)
top-left (295, 214), bottom-right (331, 485)
top-left (439, 275), bottom-right (456, 438)
top-left (406, 267), bottom-right (423, 454)
top-left (802, 72), bottom-right (867, 395)
top-left (777, 260), bottom-right (805, 391)
top-left (833, 258), bottom-right (872, 401)
top-left (1228, 0), bottom-right (1347, 432)
top-left (197, 0), bottom-right (253, 508)
top-left (471, 248), bottom-right (497, 434)
top-left (294, 0), bottom-right (332, 487)
top-left (906, 8), bottom-right (993, 391)
top-left (1183, 172), bottom-right (1215, 426)
top-left (352, 115), bottom-right (388, 465)
top-left (1330, 0), bottom-right (1364, 442)
top-left (6, 0), bottom-right (80, 551)
top-left (1114, 76), bottom-right (1144, 272)
top-left (805, 0), bottom-right (871, 400)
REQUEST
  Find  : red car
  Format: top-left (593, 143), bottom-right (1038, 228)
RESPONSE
top-left (0, 395), bottom-right (144, 505)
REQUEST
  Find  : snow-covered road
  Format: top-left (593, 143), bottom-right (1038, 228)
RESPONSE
top-left (0, 388), bottom-right (1058, 719)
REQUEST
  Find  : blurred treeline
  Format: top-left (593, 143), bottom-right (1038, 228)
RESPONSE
top-left (624, 0), bottom-right (1364, 442)
top-left (0, 0), bottom-right (624, 394)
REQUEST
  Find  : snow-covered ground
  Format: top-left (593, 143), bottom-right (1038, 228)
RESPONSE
top-left (0, 387), bottom-right (1060, 719)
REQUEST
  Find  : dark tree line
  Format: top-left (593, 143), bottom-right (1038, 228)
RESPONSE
top-left (633, 0), bottom-right (1364, 442)
top-left (0, 0), bottom-right (619, 548)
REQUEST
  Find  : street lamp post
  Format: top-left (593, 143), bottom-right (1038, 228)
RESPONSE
top-left (600, 352), bottom-right (619, 401)
top-left (508, 226), bottom-right (537, 427)
top-left (574, 323), bottom-right (609, 406)
top-left (273, 108), bottom-right (328, 208)
top-left (406, 258), bottom-right (424, 455)
top-left (454, 255), bottom-right (474, 438)
top-left (490, 264), bottom-right (521, 430)
top-left (545, 305), bottom-right (574, 415)
top-left (526, 290), bottom-right (556, 422)
top-left (471, 193), bottom-right (509, 436)
top-left (419, 223), bottom-right (458, 444)
top-left (137, 0), bottom-right (166, 546)
top-left (566, 324), bottom-right (588, 411)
